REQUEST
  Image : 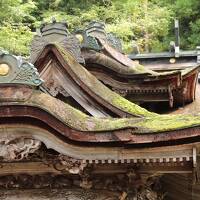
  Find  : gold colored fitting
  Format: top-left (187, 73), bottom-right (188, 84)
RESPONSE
top-left (169, 58), bottom-right (176, 64)
top-left (75, 34), bottom-right (84, 43)
top-left (0, 63), bottom-right (10, 76)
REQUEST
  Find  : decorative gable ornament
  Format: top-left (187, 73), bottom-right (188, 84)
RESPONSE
top-left (74, 21), bottom-right (122, 52)
top-left (0, 50), bottom-right (43, 86)
top-left (30, 19), bottom-right (84, 64)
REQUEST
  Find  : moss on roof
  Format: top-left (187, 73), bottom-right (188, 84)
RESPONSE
top-left (22, 90), bottom-right (200, 134)
top-left (84, 49), bottom-right (181, 77)
top-left (181, 65), bottom-right (199, 76)
top-left (54, 44), bottom-right (157, 118)
top-left (22, 43), bottom-right (200, 135)
top-left (135, 114), bottom-right (200, 133)
top-left (26, 90), bottom-right (139, 131)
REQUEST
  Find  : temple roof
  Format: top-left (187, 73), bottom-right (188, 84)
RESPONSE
top-left (128, 47), bottom-right (200, 72)
top-left (129, 50), bottom-right (198, 60)
top-left (31, 22), bottom-right (200, 113)
top-left (1, 46), bottom-right (200, 141)
top-left (33, 43), bottom-right (156, 117)
top-left (1, 32), bottom-right (200, 181)
top-left (4, 85), bottom-right (200, 135)
top-left (1, 21), bottom-right (200, 198)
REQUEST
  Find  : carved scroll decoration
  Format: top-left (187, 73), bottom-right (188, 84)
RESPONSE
top-left (0, 137), bottom-right (41, 161)
top-left (54, 155), bottom-right (87, 174)
top-left (0, 50), bottom-right (43, 86)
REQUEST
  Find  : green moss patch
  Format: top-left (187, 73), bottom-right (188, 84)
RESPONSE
top-left (23, 90), bottom-right (200, 134)
top-left (135, 114), bottom-right (200, 133)
top-left (27, 90), bottom-right (139, 131)
top-left (111, 95), bottom-right (157, 117)
top-left (54, 44), bottom-right (156, 118)
top-left (23, 44), bottom-right (200, 135)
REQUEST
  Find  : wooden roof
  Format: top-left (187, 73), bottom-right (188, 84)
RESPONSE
top-left (29, 21), bottom-right (200, 109)
top-left (1, 36), bottom-right (200, 197)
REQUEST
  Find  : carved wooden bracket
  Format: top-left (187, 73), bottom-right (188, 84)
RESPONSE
top-left (53, 155), bottom-right (87, 175)
top-left (0, 136), bottom-right (41, 161)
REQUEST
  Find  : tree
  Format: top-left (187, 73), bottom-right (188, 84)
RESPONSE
top-left (1, 0), bottom-right (199, 55)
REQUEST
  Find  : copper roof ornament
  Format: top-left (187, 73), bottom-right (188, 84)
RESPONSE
top-left (0, 50), bottom-right (43, 86)
top-left (74, 21), bottom-right (122, 52)
top-left (30, 18), bottom-right (84, 64)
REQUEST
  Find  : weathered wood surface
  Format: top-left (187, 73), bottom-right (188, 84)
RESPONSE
top-left (161, 174), bottom-right (192, 200)
top-left (40, 58), bottom-right (110, 117)
top-left (170, 83), bottom-right (200, 115)
top-left (0, 189), bottom-right (118, 200)
top-left (83, 45), bottom-right (199, 107)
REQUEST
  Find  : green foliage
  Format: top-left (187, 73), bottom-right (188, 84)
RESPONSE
top-left (0, 0), bottom-right (35, 55)
top-left (188, 19), bottom-right (200, 48)
top-left (0, 23), bottom-right (33, 55)
top-left (105, 0), bottom-right (172, 52)
top-left (159, 0), bottom-right (200, 49)
top-left (1, 0), bottom-right (200, 55)
top-left (37, 0), bottom-right (172, 53)
top-left (0, 0), bottom-right (36, 24)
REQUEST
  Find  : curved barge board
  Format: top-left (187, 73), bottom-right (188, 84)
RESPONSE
top-left (0, 85), bottom-right (200, 166)
top-left (33, 44), bottom-right (155, 118)
top-left (1, 85), bottom-right (200, 144)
